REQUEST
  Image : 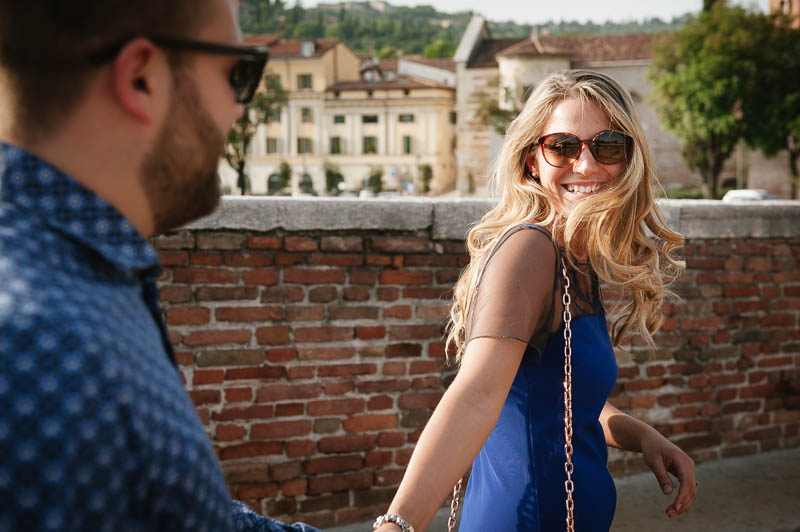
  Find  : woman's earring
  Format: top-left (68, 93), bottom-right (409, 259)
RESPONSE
top-left (527, 166), bottom-right (539, 181)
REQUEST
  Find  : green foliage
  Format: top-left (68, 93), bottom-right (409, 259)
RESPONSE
top-left (324, 164), bottom-right (344, 195)
top-left (470, 76), bottom-right (521, 136)
top-left (648, 3), bottom-right (765, 199)
top-left (376, 46), bottom-right (397, 59)
top-left (224, 73), bottom-right (287, 194)
top-left (278, 161), bottom-right (292, 189)
top-left (422, 38), bottom-right (456, 58)
top-left (418, 164), bottom-right (433, 193)
top-left (367, 166), bottom-right (384, 193)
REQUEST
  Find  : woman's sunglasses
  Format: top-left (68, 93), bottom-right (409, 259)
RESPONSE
top-left (89, 37), bottom-right (269, 104)
top-left (537, 130), bottom-right (633, 168)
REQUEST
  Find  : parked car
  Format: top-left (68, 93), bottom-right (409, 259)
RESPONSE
top-left (721, 189), bottom-right (778, 202)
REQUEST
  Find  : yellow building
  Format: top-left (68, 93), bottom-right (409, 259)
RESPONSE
top-left (220, 37), bottom-right (456, 196)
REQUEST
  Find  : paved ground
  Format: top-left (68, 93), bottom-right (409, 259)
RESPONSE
top-left (328, 446), bottom-right (800, 532)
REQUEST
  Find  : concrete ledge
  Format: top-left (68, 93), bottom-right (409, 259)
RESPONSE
top-left (184, 197), bottom-right (800, 240)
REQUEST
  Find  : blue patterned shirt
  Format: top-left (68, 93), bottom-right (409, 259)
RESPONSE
top-left (0, 143), bottom-right (319, 532)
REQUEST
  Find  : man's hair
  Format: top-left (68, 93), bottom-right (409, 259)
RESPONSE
top-left (0, 1), bottom-right (213, 143)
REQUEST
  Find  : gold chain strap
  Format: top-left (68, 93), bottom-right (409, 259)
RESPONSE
top-left (447, 258), bottom-right (575, 532)
top-left (561, 258), bottom-right (575, 532)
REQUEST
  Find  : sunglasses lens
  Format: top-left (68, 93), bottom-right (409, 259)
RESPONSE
top-left (592, 131), bottom-right (629, 165)
top-left (541, 134), bottom-right (581, 167)
top-left (230, 58), bottom-right (266, 103)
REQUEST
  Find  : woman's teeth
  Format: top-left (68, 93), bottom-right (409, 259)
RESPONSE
top-left (565, 184), bottom-right (601, 194)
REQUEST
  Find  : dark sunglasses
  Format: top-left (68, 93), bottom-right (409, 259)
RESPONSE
top-left (88, 37), bottom-right (269, 104)
top-left (537, 130), bottom-right (633, 168)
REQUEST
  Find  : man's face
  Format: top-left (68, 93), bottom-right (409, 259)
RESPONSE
top-left (140, 0), bottom-right (245, 233)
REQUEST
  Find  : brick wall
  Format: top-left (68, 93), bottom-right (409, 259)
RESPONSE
top-left (154, 198), bottom-right (800, 528)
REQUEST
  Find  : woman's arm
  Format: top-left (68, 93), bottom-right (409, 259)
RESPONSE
top-left (599, 401), bottom-right (697, 518)
top-left (376, 337), bottom-right (527, 532)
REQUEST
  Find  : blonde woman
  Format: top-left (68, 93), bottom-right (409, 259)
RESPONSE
top-left (373, 70), bottom-right (697, 532)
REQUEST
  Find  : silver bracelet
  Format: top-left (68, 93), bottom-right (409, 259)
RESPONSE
top-left (373, 513), bottom-right (415, 532)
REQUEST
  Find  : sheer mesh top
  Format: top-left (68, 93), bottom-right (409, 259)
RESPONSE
top-left (465, 223), bottom-right (604, 363)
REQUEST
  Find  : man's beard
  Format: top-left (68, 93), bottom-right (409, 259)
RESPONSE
top-left (140, 71), bottom-right (224, 234)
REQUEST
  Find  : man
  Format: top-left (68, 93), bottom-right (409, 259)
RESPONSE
top-left (0, 2), bottom-right (318, 530)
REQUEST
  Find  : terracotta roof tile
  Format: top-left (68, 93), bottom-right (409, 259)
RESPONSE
top-left (243, 34), bottom-right (281, 47)
top-left (253, 37), bottom-right (340, 58)
top-left (467, 38), bottom-right (525, 68)
top-left (326, 75), bottom-right (454, 92)
top-left (495, 33), bottom-right (660, 63)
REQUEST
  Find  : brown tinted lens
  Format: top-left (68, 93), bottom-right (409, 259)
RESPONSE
top-left (230, 58), bottom-right (266, 103)
top-left (591, 131), bottom-right (629, 165)
top-left (542, 134), bottom-right (581, 167)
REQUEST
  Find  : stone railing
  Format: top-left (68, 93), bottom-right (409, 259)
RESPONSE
top-left (154, 198), bottom-right (800, 528)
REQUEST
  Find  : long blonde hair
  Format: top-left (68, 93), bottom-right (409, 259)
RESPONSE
top-left (446, 69), bottom-right (684, 363)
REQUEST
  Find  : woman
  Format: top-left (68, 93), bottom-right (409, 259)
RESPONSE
top-left (373, 70), bottom-right (697, 532)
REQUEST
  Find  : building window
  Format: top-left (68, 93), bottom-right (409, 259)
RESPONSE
top-left (297, 74), bottom-right (312, 90)
top-left (330, 136), bottom-right (342, 154)
top-left (265, 74), bottom-right (280, 89)
top-left (297, 138), bottom-right (312, 154)
top-left (301, 41), bottom-right (315, 57)
top-left (333, 114), bottom-right (345, 124)
top-left (367, 90), bottom-right (373, 98)
top-left (266, 138), bottom-right (281, 154)
top-left (398, 113), bottom-right (415, 123)
top-left (301, 107), bottom-right (313, 123)
top-left (267, 107), bottom-right (281, 123)
top-left (363, 136), bottom-right (377, 154)
top-left (450, 111), bottom-right (457, 124)
top-left (403, 135), bottom-right (412, 155)
top-left (362, 115), bottom-right (378, 124)
top-left (403, 89), bottom-right (410, 96)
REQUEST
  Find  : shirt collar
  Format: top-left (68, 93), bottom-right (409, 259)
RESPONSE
top-left (0, 141), bottom-right (160, 273)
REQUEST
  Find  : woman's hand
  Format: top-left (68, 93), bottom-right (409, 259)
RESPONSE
top-left (639, 432), bottom-right (697, 518)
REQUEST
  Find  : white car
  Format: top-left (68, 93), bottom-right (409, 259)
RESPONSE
top-left (721, 189), bottom-right (778, 202)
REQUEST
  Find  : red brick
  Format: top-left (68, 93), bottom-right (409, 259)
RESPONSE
top-left (307, 398), bottom-right (365, 416)
top-left (212, 404), bottom-right (275, 421)
top-left (370, 237), bottom-right (429, 253)
top-left (173, 268), bottom-right (237, 284)
top-left (410, 360), bottom-right (444, 374)
top-left (709, 373), bottom-right (746, 386)
top-left (383, 362), bottom-right (407, 375)
top-left (196, 286), bottom-right (258, 301)
top-left (366, 254), bottom-right (392, 266)
top-left (368, 395), bottom-right (394, 410)
top-left (261, 285), bottom-right (305, 303)
top-left (383, 305), bottom-right (413, 319)
top-left (225, 366), bottom-right (286, 380)
top-left (357, 379), bottom-right (412, 393)
top-left (159, 250), bottom-right (188, 266)
top-left (623, 378), bottom-right (664, 392)
top-left (308, 286), bottom-right (338, 302)
top-left (740, 383), bottom-right (775, 398)
top-left (275, 253), bottom-right (305, 265)
top-left (183, 329), bottom-right (250, 346)
top-left (220, 442), bottom-right (283, 460)
top-left (310, 253), bottom-right (363, 266)
top-left (281, 478), bottom-right (308, 497)
top-left (286, 440), bottom-right (317, 457)
top-left (403, 287), bottom-right (451, 299)
top-left (307, 472), bottom-right (372, 494)
top-left (188, 389), bottom-right (221, 405)
top-left (321, 236), bottom-right (363, 252)
top-left (398, 392), bottom-right (443, 409)
top-left (190, 252), bottom-right (223, 266)
top-left (224, 387), bottom-right (253, 403)
top-left (377, 287), bottom-right (399, 301)
top-left (248, 236), bottom-right (282, 249)
top-left (193, 369), bottom-right (224, 385)
top-left (672, 406), bottom-right (699, 418)
top-left (343, 414), bottom-right (398, 432)
top-left (159, 285), bottom-right (192, 303)
top-left (242, 270), bottom-right (279, 285)
top-left (224, 253), bottom-right (274, 267)
top-left (373, 469), bottom-right (404, 487)
top-left (296, 326), bottom-right (354, 343)
top-left (285, 268), bottom-right (346, 284)
top-left (255, 383), bottom-right (323, 402)
top-left (365, 452), bottom-right (393, 468)
top-left (298, 347), bottom-right (356, 361)
top-left (317, 364), bottom-right (377, 377)
top-left (285, 236), bottom-right (318, 251)
top-left (723, 285), bottom-right (761, 298)
top-left (385, 343), bottom-right (422, 358)
top-left (318, 435), bottom-right (377, 453)
top-left (356, 326), bottom-right (386, 340)
top-left (350, 269), bottom-right (377, 284)
top-left (630, 395), bottom-right (657, 409)
top-left (330, 306), bottom-right (380, 320)
top-left (215, 424), bottom-right (247, 442)
top-left (343, 286), bottom-right (371, 301)
top-left (743, 427), bottom-right (781, 441)
top-left (281, 305), bottom-right (321, 321)
top-left (166, 306), bottom-right (210, 325)
top-left (390, 324), bottom-right (442, 340)
top-left (758, 356), bottom-right (793, 368)
top-left (216, 306), bottom-right (282, 322)
top-left (255, 326), bottom-right (291, 345)
top-left (236, 483), bottom-right (279, 499)
top-left (380, 270), bottom-right (432, 285)
top-left (760, 314), bottom-right (795, 327)
top-left (395, 449), bottom-right (413, 466)
top-left (304, 455), bottom-right (363, 475)
top-left (276, 403), bottom-right (305, 417)
top-left (679, 390), bottom-right (716, 403)
top-left (377, 431), bottom-right (405, 447)
top-left (269, 461), bottom-right (302, 482)
top-left (252, 420), bottom-right (312, 439)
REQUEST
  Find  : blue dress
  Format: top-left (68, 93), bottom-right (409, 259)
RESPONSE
top-left (460, 224), bottom-right (619, 531)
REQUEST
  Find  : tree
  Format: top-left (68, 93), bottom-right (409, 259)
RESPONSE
top-left (422, 38), bottom-right (455, 59)
top-left (224, 75), bottom-right (287, 195)
top-left (324, 164), bottom-right (344, 195)
top-left (366, 167), bottom-right (383, 194)
top-left (649, 3), bottom-right (764, 198)
top-left (740, 14), bottom-right (800, 199)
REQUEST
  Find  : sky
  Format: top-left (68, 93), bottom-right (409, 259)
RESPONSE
top-left (306, 0), bottom-right (772, 25)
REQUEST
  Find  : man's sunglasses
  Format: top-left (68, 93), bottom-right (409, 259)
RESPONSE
top-left (536, 130), bottom-right (633, 168)
top-left (88, 37), bottom-right (269, 104)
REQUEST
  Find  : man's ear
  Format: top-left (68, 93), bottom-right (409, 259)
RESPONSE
top-left (110, 38), bottom-right (168, 123)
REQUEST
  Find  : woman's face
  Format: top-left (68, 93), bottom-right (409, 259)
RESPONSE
top-left (526, 97), bottom-right (626, 215)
